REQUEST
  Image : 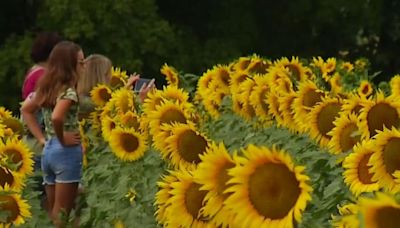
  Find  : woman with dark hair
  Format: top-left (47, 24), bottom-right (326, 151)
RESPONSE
top-left (22, 31), bottom-right (62, 100)
top-left (21, 41), bottom-right (85, 227)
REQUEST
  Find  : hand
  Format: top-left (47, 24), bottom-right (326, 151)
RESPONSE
top-left (139, 81), bottom-right (156, 102)
top-left (61, 131), bottom-right (81, 146)
top-left (126, 73), bottom-right (141, 89)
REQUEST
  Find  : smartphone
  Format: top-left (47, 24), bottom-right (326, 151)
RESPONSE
top-left (134, 78), bottom-right (155, 92)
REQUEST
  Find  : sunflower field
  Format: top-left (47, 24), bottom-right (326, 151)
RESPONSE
top-left (2, 55), bottom-right (400, 227)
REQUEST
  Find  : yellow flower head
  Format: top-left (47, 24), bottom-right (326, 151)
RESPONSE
top-left (342, 140), bottom-right (379, 196)
top-left (225, 145), bottom-right (312, 228)
top-left (109, 127), bottom-right (147, 162)
top-left (160, 63), bottom-right (179, 87)
top-left (0, 186), bottom-right (31, 226)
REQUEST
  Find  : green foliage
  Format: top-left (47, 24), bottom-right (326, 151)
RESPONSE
top-left (78, 133), bottom-right (166, 227)
top-left (0, 34), bottom-right (33, 113)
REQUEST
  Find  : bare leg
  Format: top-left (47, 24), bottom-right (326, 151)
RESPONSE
top-left (51, 182), bottom-right (79, 228)
top-left (45, 185), bottom-right (55, 218)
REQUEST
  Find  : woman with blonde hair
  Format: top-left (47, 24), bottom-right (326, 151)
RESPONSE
top-left (77, 54), bottom-right (154, 118)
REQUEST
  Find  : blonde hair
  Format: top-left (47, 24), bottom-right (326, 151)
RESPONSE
top-left (77, 54), bottom-right (112, 96)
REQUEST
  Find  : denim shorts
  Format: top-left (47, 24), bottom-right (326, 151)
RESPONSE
top-left (42, 137), bottom-right (83, 185)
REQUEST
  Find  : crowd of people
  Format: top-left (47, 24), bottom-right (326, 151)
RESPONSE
top-left (20, 32), bottom-right (154, 227)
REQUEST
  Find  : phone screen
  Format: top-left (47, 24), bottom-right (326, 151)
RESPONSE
top-left (134, 78), bottom-right (153, 91)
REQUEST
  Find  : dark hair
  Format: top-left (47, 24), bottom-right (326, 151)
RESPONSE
top-left (30, 32), bottom-right (63, 63)
top-left (36, 41), bottom-right (82, 107)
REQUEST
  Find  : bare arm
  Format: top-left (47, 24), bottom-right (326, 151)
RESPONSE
top-left (20, 96), bottom-right (46, 145)
top-left (125, 73), bottom-right (140, 89)
top-left (52, 99), bottom-right (80, 146)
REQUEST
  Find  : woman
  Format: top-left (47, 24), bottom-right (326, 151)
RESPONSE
top-left (21, 41), bottom-right (84, 227)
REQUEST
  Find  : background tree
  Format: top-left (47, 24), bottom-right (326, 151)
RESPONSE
top-left (1, 0), bottom-right (400, 113)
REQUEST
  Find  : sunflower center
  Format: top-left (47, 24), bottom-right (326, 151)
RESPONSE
top-left (120, 133), bottom-right (139, 153)
top-left (357, 153), bottom-right (375, 184)
top-left (238, 60), bottom-right (251, 71)
top-left (302, 90), bottom-right (324, 108)
top-left (160, 108), bottom-right (187, 125)
top-left (352, 104), bottom-right (363, 115)
top-left (216, 162), bottom-right (235, 200)
top-left (99, 88), bottom-right (111, 103)
top-left (4, 149), bottom-right (23, 169)
top-left (317, 103), bottom-right (342, 137)
top-left (248, 163), bottom-right (300, 219)
top-left (219, 70), bottom-right (230, 86)
top-left (177, 130), bottom-right (208, 163)
top-left (374, 206), bottom-right (400, 228)
top-left (0, 167), bottom-right (14, 188)
top-left (367, 103), bottom-right (399, 137)
top-left (361, 85), bottom-right (370, 95)
top-left (185, 183), bottom-right (207, 219)
top-left (383, 138), bottom-right (400, 175)
top-left (110, 76), bottom-right (125, 88)
top-left (339, 123), bottom-right (360, 152)
top-left (0, 195), bottom-right (20, 223)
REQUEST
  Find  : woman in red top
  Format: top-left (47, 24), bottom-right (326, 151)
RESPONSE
top-left (22, 32), bottom-right (62, 99)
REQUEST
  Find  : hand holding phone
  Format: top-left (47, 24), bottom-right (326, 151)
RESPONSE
top-left (134, 78), bottom-right (155, 92)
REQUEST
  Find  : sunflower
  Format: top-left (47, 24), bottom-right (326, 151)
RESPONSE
top-left (110, 67), bottom-right (128, 88)
top-left (358, 80), bottom-right (374, 98)
top-left (0, 139), bottom-right (33, 178)
top-left (147, 100), bottom-right (191, 136)
top-left (159, 86), bottom-right (190, 105)
top-left (358, 92), bottom-right (400, 139)
top-left (369, 127), bottom-right (400, 193)
top-left (213, 65), bottom-right (231, 92)
top-left (307, 97), bottom-right (342, 147)
top-left (340, 61), bottom-right (354, 73)
top-left (116, 111), bottom-right (141, 131)
top-left (88, 108), bottom-right (102, 131)
top-left (0, 167), bottom-right (24, 191)
top-left (0, 107), bottom-right (12, 119)
top-left (327, 113), bottom-right (361, 154)
top-left (166, 169), bottom-right (211, 227)
top-left (101, 115), bottom-right (117, 141)
top-left (275, 56), bottom-right (308, 82)
top-left (0, 187), bottom-right (31, 226)
top-left (358, 192), bottom-right (400, 227)
top-left (225, 145), bottom-right (312, 228)
top-left (141, 89), bottom-right (166, 114)
top-left (109, 128), bottom-right (147, 161)
top-left (331, 203), bottom-right (359, 228)
top-left (90, 84), bottom-right (112, 107)
top-left (155, 171), bottom-right (178, 225)
top-left (202, 90), bottom-right (226, 119)
top-left (0, 123), bottom-right (5, 138)
top-left (292, 80), bottom-right (326, 132)
top-left (330, 73), bottom-right (343, 95)
top-left (160, 63), bottom-right (179, 87)
top-left (324, 57), bottom-right (337, 74)
top-left (247, 56), bottom-right (271, 74)
top-left (152, 123), bottom-right (176, 160)
top-left (267, 89), bottom-right (285, 125)
top-left (1, 117), bottom-right (25, 139)
top-left (390, 74), bottom-right (400, 97)
top-left (278, 92), bottom-right (298, 131)
top-left (193, 142), bottom-right (236, 227)
top-left (197, 69), bottom-right (214, 95)
top-left (249, 75), bottom-right (272, 123)
top-left (233, 56), bottom-right (252, 72)
top-left (342, 141), bottom-right (379, 196)
top-left (164, 122), bottom-right (210, 169)
top-left (109, 88), bottom-right (136, 114)
top-left (229, 70), bottom-right (251, 94)
top-left (234, 78), bottom-right (257, 121)
top-left (341, 93), bottom-right (369, 116)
